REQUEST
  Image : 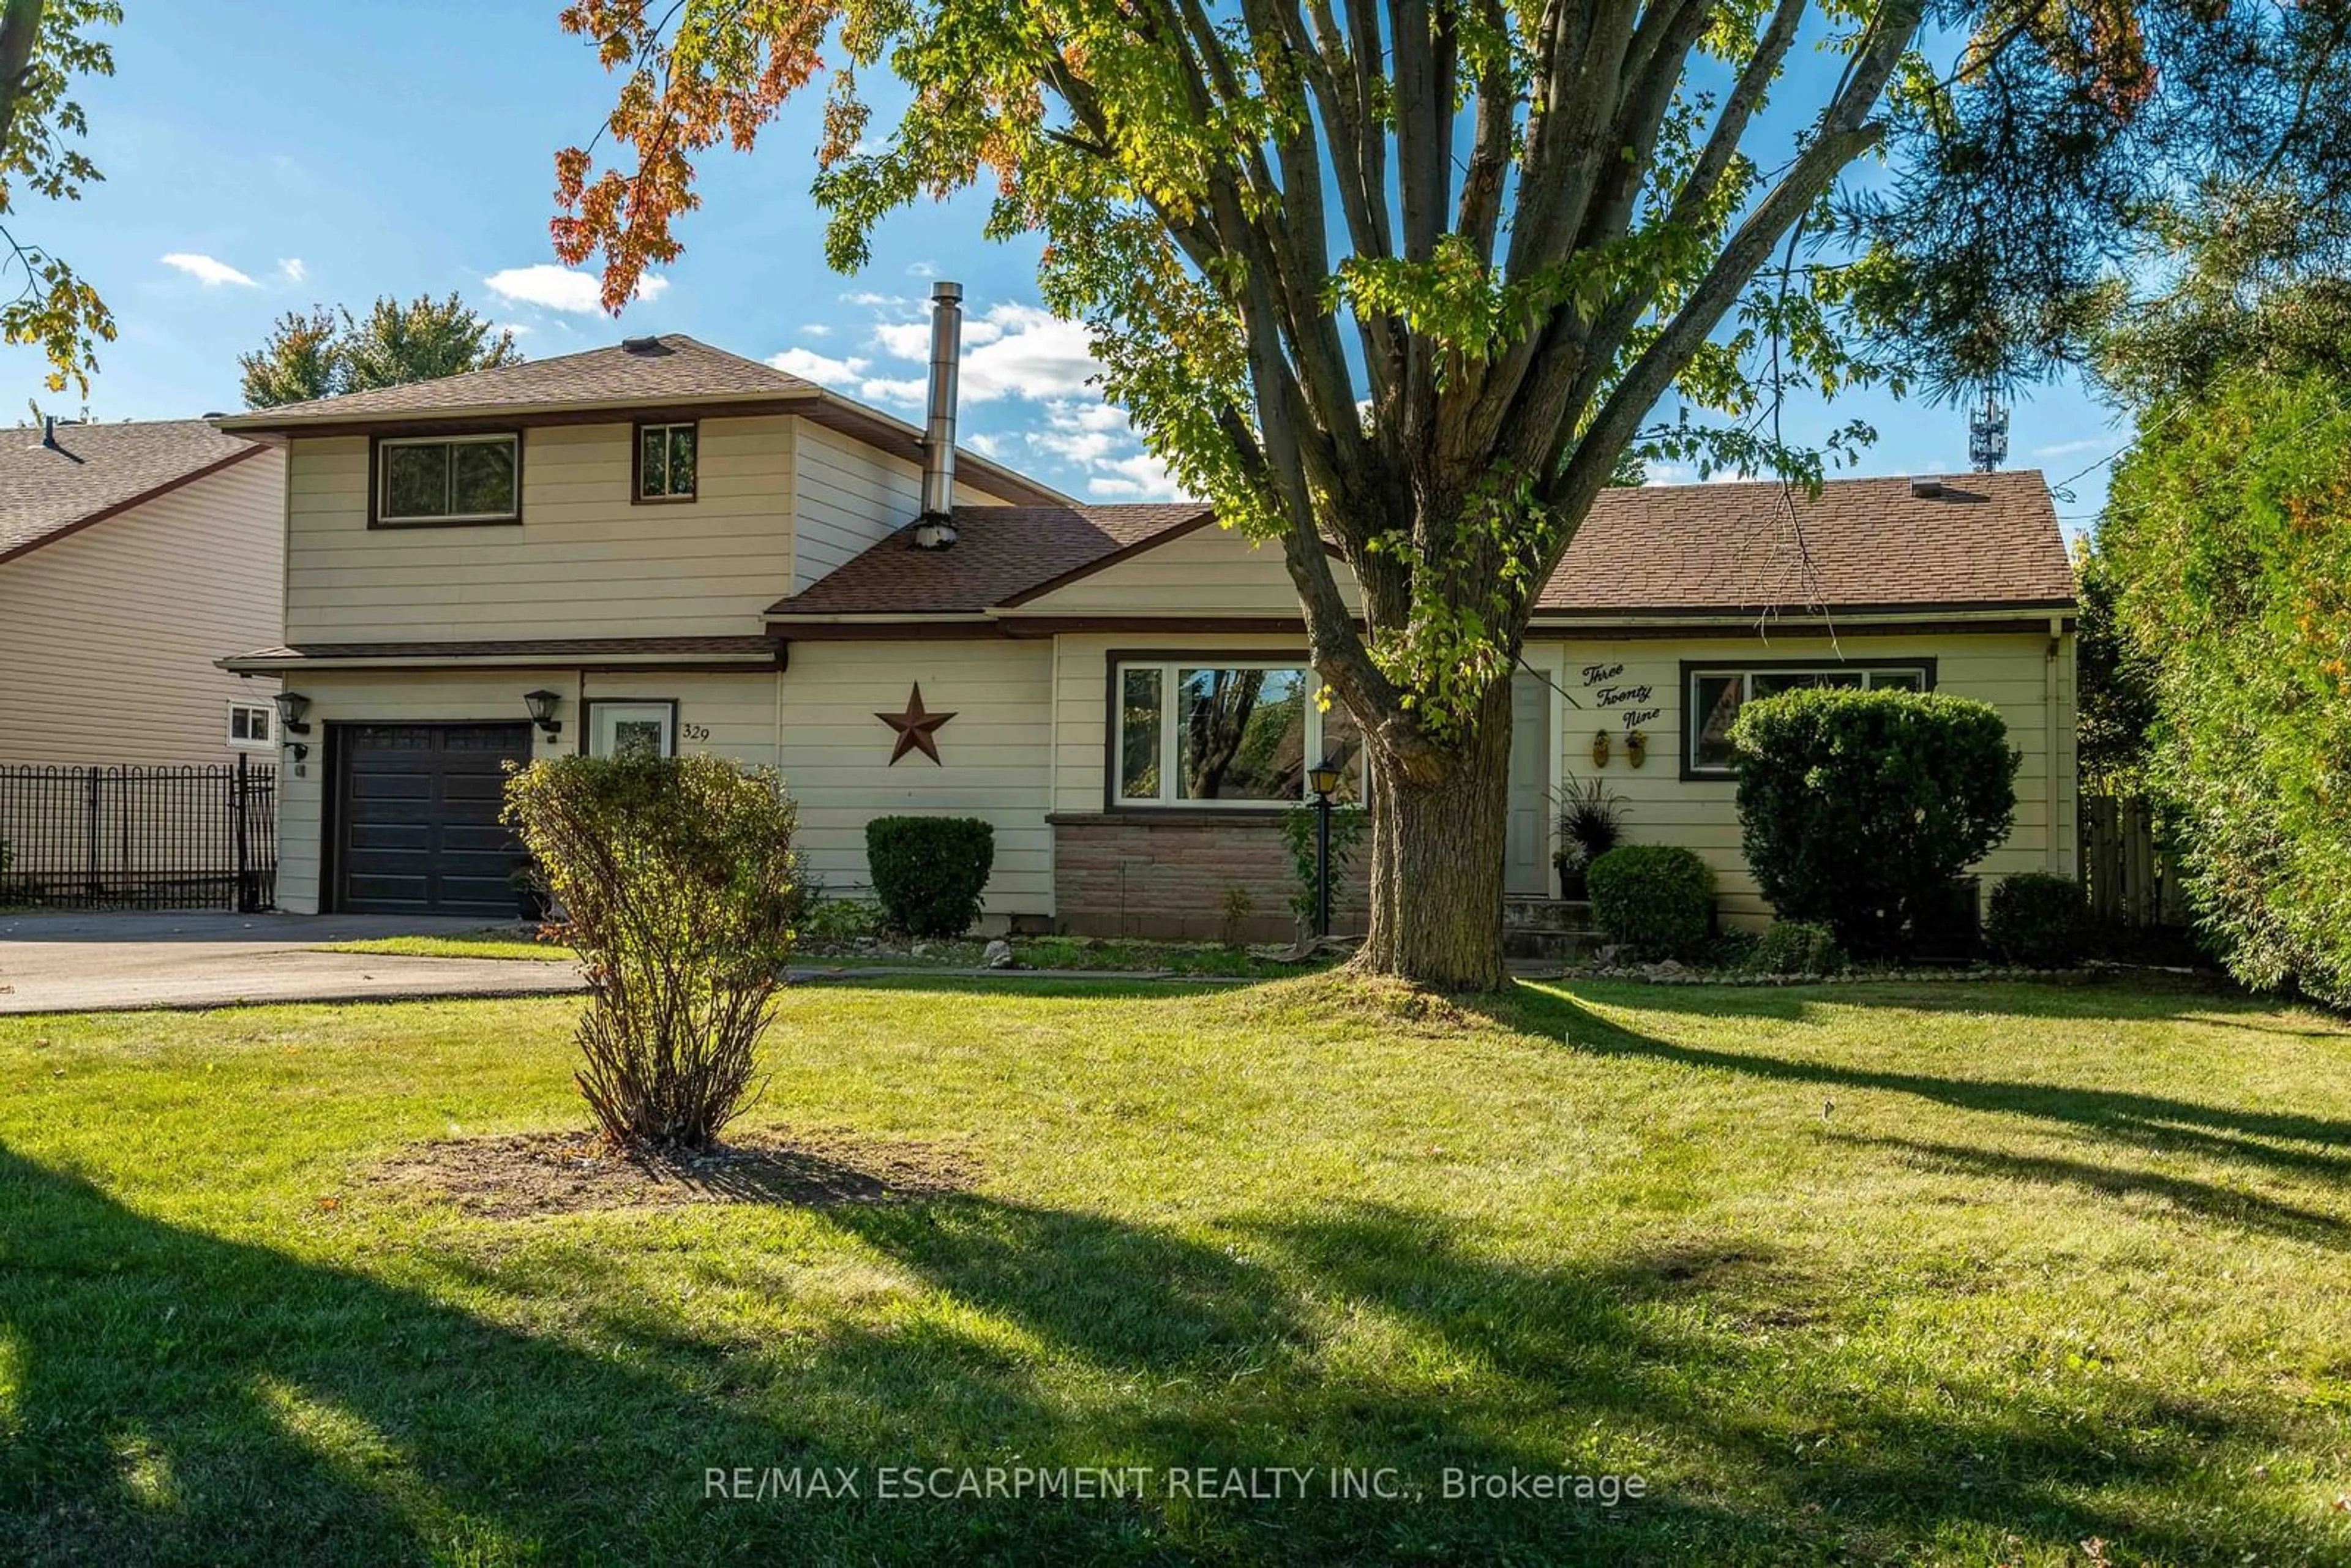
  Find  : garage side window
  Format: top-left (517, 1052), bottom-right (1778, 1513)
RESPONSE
top-left (374, 433), bottom-right (520, 525)
top-left (227, 702), bottom-right (272, 749)
top-left (588, 702), bottom-right (677, 759)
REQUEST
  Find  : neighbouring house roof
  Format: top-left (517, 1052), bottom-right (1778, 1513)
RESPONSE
top-left (219, 635), bottom-right (784, 672)
top-left (766, 503), bottom-right (1218, 618)
top-left (211, 332), bottom-right (1070, 508)
top-left (0, 419), bottom-right (268, 566)
top-left (766, 470), bottom-right (2075, 626)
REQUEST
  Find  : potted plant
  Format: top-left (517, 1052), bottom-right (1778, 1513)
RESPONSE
top-left (1553, 778), bottom-right (1627, 899)
top-left (510, 858), bottom-right (552, 922)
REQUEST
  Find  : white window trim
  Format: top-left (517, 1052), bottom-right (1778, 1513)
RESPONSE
top-left (376, 431), bottom-right (521, 524)
top-left (1685, 665), bottom-right (1930, 776)
top-left (587, 701), bottom-right (677, 759)
top-left (226, 700), bottom-right (273, 751)
top-left (1113, 659), bottom-right (1360, 809)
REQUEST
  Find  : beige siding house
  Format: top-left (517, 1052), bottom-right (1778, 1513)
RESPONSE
top-left (217, 319), bottom-right (2077, 937)
top-left (1, 419), bottom-right (285, 765)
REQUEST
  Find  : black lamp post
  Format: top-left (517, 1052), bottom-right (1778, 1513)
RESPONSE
top-left (1306, 757), bottom-right (1345, 937)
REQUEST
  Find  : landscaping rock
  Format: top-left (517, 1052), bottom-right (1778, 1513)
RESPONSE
top-left (983, 939), bottom-right (1016, 970)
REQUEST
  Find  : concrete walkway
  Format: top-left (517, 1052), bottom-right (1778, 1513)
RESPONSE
top-left (0, 911), bottom-right (587, 1016)
top-left (0, 910), bottom-right (1262, 1015)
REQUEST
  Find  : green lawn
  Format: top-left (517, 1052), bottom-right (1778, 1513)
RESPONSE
top-left (4, 974), bottom-right (2349, 1564)
top-left (320, 929), bottom-right (1320, 976)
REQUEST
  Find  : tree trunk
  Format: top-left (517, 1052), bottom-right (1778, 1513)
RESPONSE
top-left (1353, 677), bottom-right (1513, 990)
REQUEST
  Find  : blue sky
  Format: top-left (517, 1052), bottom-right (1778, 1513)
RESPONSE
top-left (4, 1), bottom-right (2121, 528)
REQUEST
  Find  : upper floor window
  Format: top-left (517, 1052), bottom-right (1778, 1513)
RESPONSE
top-left (636, 421), bottom-right (698, 502)
top-left (1684, 662), bottom-right (1931, 776)
top-left (1114, 659), bottom-right (1363, 807)
top-left (227, 701), bottom-right (272, 750)
top-left (375, 432), bottom-right (519, 525)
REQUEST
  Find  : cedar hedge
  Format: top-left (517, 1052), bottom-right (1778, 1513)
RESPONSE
top-left (866, 816), bottom-right (995, 937)
top-left (1588, 844), bottom-right (1715, 961)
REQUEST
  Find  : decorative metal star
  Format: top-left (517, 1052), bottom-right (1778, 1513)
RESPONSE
top-left (875, 682), bottom-right (956, 766)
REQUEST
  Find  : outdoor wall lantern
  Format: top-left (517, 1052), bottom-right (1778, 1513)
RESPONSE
top-left (1305, 757), bottom-right (1347, 938)
top-left (524, 689), bottom-right (564, 740)
top-left (1625, 730), bottom-right (1649, 768)
top-left (272, 691), bottom-right (312, 771)
top-left (271, 690), bottom-right (312, 737)
top-left (1591, 729), bottom-right (1612, 768)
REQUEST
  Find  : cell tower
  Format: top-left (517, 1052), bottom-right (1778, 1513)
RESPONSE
top-left (1969, 388), bottom-right (2009, 472)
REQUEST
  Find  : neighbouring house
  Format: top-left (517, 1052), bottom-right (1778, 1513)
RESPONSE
top-left (2, 418), bottom-right (285, 764)
top-left (216, 291), bottom-right (2077, 937)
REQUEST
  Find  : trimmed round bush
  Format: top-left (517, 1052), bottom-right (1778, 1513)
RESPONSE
top-left (1587, 844), bottom-right (1715, 961)
top-left (1985, 871), bottom-right (2091, 967)
top-left (866, 816), bottom-right (995, 937)
top-left (1749, 919), bottom-right (1847, 976)
top-left (1730, 687), bottom-right (2018, 958)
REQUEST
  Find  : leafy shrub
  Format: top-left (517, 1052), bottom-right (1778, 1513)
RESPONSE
top-left (802, 895), bottom-right (882, 942)
top-left (1749, 920), bottom-right (1847, 976)
top-left (1279, 804), bottom-right (1367, 931)
top-left (1730, 688), bottom-right (2018, 958)
top-left (1986, 871), bottom-right (2091, 967)
top-left (1587, 844), bottom-right (1715, 961)
top-left (503, 755), bottom-right (798, 1153)
top-left (866, 816), bottom-right (994, 937)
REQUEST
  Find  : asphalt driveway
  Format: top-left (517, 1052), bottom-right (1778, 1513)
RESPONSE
top-left (0, 911), bottom-right (586, 1015)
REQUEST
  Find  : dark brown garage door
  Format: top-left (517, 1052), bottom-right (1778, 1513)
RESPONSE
top-left (337, 723), bottom-right (534, 915)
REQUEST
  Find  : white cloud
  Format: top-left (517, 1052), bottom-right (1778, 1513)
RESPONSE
top-left (160, 253), bottom-right (256, 288)
top-left (841, 290), bottom-right (896, 307)
top-left (800, 323), bottom-right (833, 339)
top-left (277, 257), bottom-right (307, 283)
top-left (965, 432), bottom-right (1002, 458)
top-left (957, 304), bottom-right (1101, 402)
top-left (858, 377), bottom-right (926, 407)
top-left (1087, 450), bottom-right (1187, 501)
top-left (906, 259), bottom-right (939, 279)
top-left (767, 347), bottom-right (872, 383)
top-left (484, 264), bottom-right (668, 315)
top-left (492, 321), bottom-right (533, 338)
top-left (2032, 437), bottom-right (2109, 460)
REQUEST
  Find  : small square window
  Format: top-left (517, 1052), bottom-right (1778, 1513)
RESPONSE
top-left (227, 702), bottom-right (272, 749)
top-left (637, 422), bottom-right (698, 501)
top-left (589, 702), bottom-right (677, 759)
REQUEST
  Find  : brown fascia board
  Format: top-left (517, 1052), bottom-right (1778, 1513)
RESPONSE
top-left (0, 443), bottom-right (271, 569)
top-left (218, 387), bottom-right (1070, 509)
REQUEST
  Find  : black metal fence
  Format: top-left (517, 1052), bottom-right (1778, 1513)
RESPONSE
top-left (0, 757), bottom-right (276, 912)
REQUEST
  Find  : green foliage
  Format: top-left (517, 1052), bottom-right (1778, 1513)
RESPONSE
top-left (2074, 536), bottom-right (2159, 792)
top-left (1278, 805), bottom-right (1367, 930)
top-left (238, 292), bottom-right (521, 410)
top-left (0, 0), bottom-right (120, 395)
top-left (1730, 688), bottom-right (2019, 957)
top-left (1749, 920), bottom-right (1848, 977)
top-left (801, 896), bottom-right (883, 942)
top-left (502, 755), bottom-right (798, 1152)
top-left (1587, 844), bottom-right (1715, 962)
top-left (2099, 366), bottom-right (2351, 1007)
top-left (1985, 872), bottom-right (2091, 968)
top-left (864, 816), bottom-right (995, 939)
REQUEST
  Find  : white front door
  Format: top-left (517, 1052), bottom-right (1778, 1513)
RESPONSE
top-left (1504, 670), bottom-right (1553, 896)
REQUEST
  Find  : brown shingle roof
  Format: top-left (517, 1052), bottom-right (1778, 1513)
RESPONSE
top-left (767, 503), bottom-right (1216, 617)
top-left (1540, 470), bottom-right (2074, 613)
top-left (0, 419), bottom-right (266, 565)
top-left (214, 335), bottom-right (814, 428)
top-left (767, 473), bottom-right (2072, 622)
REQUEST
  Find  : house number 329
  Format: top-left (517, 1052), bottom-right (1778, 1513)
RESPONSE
top-left (680, 722), bottom-right (711, 742)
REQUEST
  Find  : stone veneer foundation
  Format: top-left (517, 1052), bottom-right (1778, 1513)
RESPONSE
top-left (1049, 811), bottom-right (1370, 943)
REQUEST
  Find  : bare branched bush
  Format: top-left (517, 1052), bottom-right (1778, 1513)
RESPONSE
top-left (504, 756), bottom-right (798, 1152)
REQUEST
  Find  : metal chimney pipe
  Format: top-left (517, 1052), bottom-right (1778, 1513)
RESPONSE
top-left (918, 281), bottom-right (963, 531)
